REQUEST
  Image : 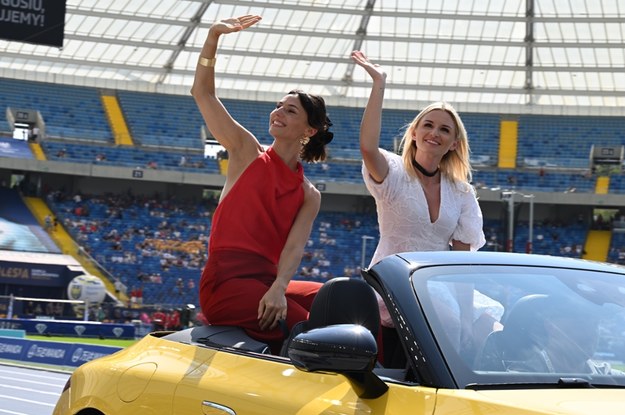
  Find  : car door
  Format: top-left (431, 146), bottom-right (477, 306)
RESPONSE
top-left (172, 348), bottom-right (437, 415)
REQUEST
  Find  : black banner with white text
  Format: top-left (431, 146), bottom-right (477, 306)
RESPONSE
top-left (0, 0), bottom-right (66, 47)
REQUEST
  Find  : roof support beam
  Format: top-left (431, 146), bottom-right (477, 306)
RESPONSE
top-left (156, 1), bottom-right (212, 84)
top-left (62, 31), bottom-right (624, 51)
top-left (4, 50), bottom-right (621, 76)
top-left (524, 0), bottom-right (535, 104)
top-left (340, 0), bottom-right (375, 94)
top-left (194, 1), bottom-right (624, 24)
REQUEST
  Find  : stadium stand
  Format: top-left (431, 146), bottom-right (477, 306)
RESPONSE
top-left (37, 189), bottom-right (606, 307)
top-left (3, 78), bottom-right (625, 310)
top-left (40, 140), bottom-right (221, 174)
top-left (3, 78), bottom-right (620, 195)
top-left (517, 115), bottom-right (625, 169)
top-left (0, 78), bottom-right (113, 142)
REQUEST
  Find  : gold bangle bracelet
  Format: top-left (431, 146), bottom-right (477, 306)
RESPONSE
top-left (198, 56), bottom-right (216, 67)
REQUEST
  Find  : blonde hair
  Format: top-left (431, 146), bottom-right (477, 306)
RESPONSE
top-left (399, 101), bottom-right (472, 185)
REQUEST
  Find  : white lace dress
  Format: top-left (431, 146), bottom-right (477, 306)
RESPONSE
top-left (363, 149), bottom-right (486, 267)
top-left (363, 149), bottom-right (488, 329)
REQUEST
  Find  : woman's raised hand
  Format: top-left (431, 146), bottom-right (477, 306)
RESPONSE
top-left (210, 15), bottom-right (262, 36)
top-left (351, 50), bottom-right (387, 81)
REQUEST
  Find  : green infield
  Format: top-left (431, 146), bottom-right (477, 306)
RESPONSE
top-left (26, 335), bottom-right (138, 348)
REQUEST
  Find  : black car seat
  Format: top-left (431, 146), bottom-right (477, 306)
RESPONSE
top-left (475, 294), bottom-right (550, 371)
top-left (280, 277), bottom-right (380, 356)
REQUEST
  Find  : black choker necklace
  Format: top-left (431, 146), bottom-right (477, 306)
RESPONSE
top-left (412, 159), bottom-right (439, 177)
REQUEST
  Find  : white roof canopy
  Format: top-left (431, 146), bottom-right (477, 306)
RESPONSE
top-left (1, 0), bottom-right (624, 115)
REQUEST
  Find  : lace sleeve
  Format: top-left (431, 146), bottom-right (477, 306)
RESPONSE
top-left (361, 149), bottom-right (403, 202)
top-left (452, 184), bottom-right (486, 250)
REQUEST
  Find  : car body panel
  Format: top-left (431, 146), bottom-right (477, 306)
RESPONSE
top-left (175, 359), bottom-right (438, 415)
top-left (55, 331), bottom-right (438, 415)
top-left (53, 252), bottom-right (625, 415)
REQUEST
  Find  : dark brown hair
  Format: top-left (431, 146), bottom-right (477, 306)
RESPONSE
top-left (288, 89), bottom-right (333, 162)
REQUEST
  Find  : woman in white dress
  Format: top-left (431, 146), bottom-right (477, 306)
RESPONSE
top-left (351, 50), bottom-right (489, 366)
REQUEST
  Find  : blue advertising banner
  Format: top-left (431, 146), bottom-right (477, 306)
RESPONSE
top-left (22, 339), bottom-right (71, 365)
top-left (0, 336), bottom-right (122, 367)
top-left (0, 318), bottom-right (136, 339)
top-left (0, 0), bottom-right (66, 47)
top-left (66, 343), bottom-right (121, 367)
top-left (0, 261), bottom-right (67, 286)
top-left (0, 336), bottom-right (25, 360)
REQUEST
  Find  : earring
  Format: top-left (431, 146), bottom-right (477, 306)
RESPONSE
top-left (300, 136), bottom-right (310, 145)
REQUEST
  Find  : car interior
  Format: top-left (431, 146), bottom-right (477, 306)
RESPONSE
top-left (279, 277), bottom-right (381, 356)
top-left (163, 277), bottom-right (413, 382)
top-left (476, 294), bottom-right (552, 372)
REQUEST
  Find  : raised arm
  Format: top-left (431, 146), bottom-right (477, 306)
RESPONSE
top-left (350, 50), bottom-right (389, 183)
top-left (191, 15), bottom-right (263, 158)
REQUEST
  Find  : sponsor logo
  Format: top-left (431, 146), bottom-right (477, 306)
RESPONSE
top-left (0, 343), bottom-right (22, 354)
top-left (71, 347), bottom-right (83, 363)
top-left (26, 344), bottom-right (37, 358)
top-left (0, 321), bottom-right (20, 329)
top-left (35, 323), bottom-right (47, 334)
top-left (71, 347), bottom-right (108, 363)
top-left (26, 344), bottom-right (66, 360)
top-left (0, 267), bottom-right (29, 279)
top-left (31, 268), bottom-right (59, 279)
top-left (112, 327), bottom-right (124, 338)
top-left (74, 325), bottom-right (85, 336)
top-left (69, 283), bottom-right (82, 300)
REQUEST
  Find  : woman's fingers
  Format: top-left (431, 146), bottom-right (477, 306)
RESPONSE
top-left (214, 15), bottom-right (262, 35)
top-left (238, 14), bottom-right (262, 28)
top-left (258, 304), bottom-right (287, 330)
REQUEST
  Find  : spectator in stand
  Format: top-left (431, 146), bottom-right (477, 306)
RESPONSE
top-left (176, 277), bottom-right (184, 295)
top-left (44, 214), bottom-right (53, 231)
top-left (30, 126), bottom-right (39, 141)
top-left (166, 309), bottom-right (181, 331)
top-left (138, 311), bottom-right (151, 325)
top-left (114, 278), bottom-right (123, 296)
top-left (152, 308), bottom-right (166, 331)
top-left (192, 15), bottom-right (334, 354)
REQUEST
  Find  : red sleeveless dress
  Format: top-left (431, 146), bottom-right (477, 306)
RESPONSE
top-left (199, 147), bottom-right (321, 352)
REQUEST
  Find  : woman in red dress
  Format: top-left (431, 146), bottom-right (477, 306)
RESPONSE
top-left (191, 15), bottom-right (333, 353)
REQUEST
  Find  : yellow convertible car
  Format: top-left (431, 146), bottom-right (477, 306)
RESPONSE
top-left (54, 251), bottom-right (625, 415)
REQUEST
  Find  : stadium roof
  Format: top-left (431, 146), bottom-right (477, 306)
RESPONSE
top-left (1, 0), bottom-right (624, 115)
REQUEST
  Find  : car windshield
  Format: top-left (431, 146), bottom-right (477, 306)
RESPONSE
top-left (412, 264), bottom-right (625, 388)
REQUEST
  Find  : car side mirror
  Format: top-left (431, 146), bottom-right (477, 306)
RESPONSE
top-left (287, 324), bottom-right (389, 399)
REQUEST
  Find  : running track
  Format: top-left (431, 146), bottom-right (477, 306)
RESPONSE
top-left (0, 363), bottom-right (70, 415)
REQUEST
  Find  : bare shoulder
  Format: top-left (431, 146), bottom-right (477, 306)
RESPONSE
top-left (302, 176), bottom-right (321, 206)
top-left (227, 143), bottom-right (264, 175)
